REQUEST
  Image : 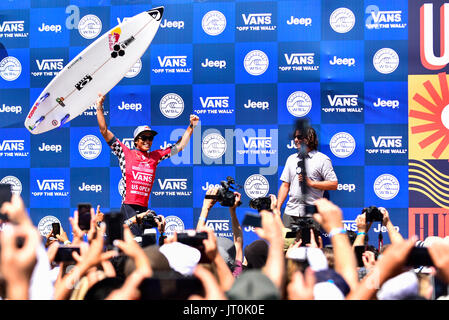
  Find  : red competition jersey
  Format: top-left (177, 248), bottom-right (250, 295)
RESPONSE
top-left (109, 137), bottom-right (172, 207)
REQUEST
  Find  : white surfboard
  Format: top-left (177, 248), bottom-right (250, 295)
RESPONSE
top-left (24, 7), bottom-right (164, 134)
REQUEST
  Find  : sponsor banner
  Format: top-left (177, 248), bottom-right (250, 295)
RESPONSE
top-left (0, 88), bottom-right (28, 128)
top-left (364, 166), bottom-right (408, 208)
top-left (70, 167), bottom-right (109, 208)
top-left (235, 83), bottom-right (277, 125)
top-left (193, 84), bottom-right (235, 125)
top-left (364, 0), bottom-right (408, 40)
top-left (31, 0), bottom-right (68, 7)
top-left (278, 0), bottom-right (320, 42)
top-left (70, 127), bottom-right (110, 167)
top-left (193, 43), bottom-right (235, 84)
top-left (150, 85), bottom-right (192, 125)
top-left (0, 9), bottom-right (29, 48)
top-left (366, 208), bottom-right (408, 243)
top-left (150, 44), bottom-right (193, 85)
top-left (0, 0), bottom-right (30, 9)
top-left (235, 1), bottom-right (277, 42)
top-left (328, 166), bottom-right (364, 207)
top-left (0, 128), bottom-right (30, 168)
top-left (278, 42), bottom-right (320, 82)
top-left (107, 126), bottom-right (134, 167)
top-left (153, 209), bottom-right (193, 235)
top-left (364, 81), bottom-right (408, 124)
top-left (30, 7), bottom-right (69, 48)
top-left (0, 49), bottom-right (30, 88)
top-left (365, 40), bottom-right (408, 81)
top-left (69, 7), bottom-right (109, 46)
top-left (149, 125), bottom-right (193, 168)
top-left (277, 82), bottom-right (321, 125)
top-left (152, 3), bottom-right (192, 44)
top-left (321, 0), bottom-right (364, 40)
top-left (29, 209), bottom-right (70, 240)
top-left (408, 0), bottom-right (449, 74)
top-left (193, 3), bottom-right (234, 43)
top-left (235, 167), bottom-right (277, 207)
top-left (30, 168), bottom-right (70, 208)
top-left (409, 208), bottom-right (449, 240)
top-left (365, 124), bottom-right (408, 165)
top-left (235, 42), bottom-right (277, 84)
top-left (30, 127), bottom-right (69, 167)
top-left (320, 124), bottom-right (364, 166)
top-left (408, 74), bottom-right (449, 160)
top-left (193, 207), bottom-right (236, 239)
top-left (109, 85), bottom-right (150, 127)
top-left (320, 82), bottom-right (364, 123)
top-left (192, 166), bottom-right (236, 208)
top-left (150, 167), bottom-right (193, 208)
top-left (234, 125), bottom-right (278, 167)
top-left (110, 166), bottom-right (125, 209)
top-left (117, 50), bottom-right (150, 86)
top-left (30, 47), bottom-right (68, 88)
top-left (320, 40), bottom-right (364, 82)
top-left (409, 160), bottom-right (449, 209)
top-left (0, 169), bottom-right (30, 207)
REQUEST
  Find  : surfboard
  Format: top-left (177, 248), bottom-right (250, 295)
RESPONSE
top-left (24, 6), bottom-right (164, 134)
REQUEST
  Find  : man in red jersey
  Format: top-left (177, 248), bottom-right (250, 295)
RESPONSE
top-left (95, 93), bottom-right (199, 236)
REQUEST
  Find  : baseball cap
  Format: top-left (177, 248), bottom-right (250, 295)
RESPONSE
top-left (159, 242), bottom-right (201, 276)
top-left (133, 125), bottom-right (158, 141)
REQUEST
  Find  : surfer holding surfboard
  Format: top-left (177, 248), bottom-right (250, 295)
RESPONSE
top-left (95, 93), bottom-right (199, 236)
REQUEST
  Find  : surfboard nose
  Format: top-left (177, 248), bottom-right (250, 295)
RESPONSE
top-left (148, 7), bottom-right (164, 21)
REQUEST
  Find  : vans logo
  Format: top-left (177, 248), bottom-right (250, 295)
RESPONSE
top-left (327, 94), bottom-right (358, 107)
top-left (37, 179), bottom-right (64, 191)
top-left (36, 59), bottom-right (64, 71)
top-left (157, 56), bottom-right (187, 68)
top-left (200, 96), bottom-right (229, 108)
top-left (242, 137), bottom-right (272, 149)
top-left (0, 140), bottom-right (24, 151)
top-left (371, 11), bottom-right (402, 23)
top-left (372, 136), bottom-right (402, 148)
top-left (158, 178), bottom-right (187, 190)
top-left (285, 53), bottom-right (315, 65)
top-left (0, 21), bottom-right (25, 33)
top-left (242, 13), bottom-right (272, 25)
top-left (132, 171), bottom-right (153, 182)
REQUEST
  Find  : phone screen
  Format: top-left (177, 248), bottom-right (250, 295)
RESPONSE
top-left (54, 247), bottom-right (80, 263)
top-left (0, 184), bottom-right (12, 216)
top-left (52, 222), bottom-right (61, 236)
top-left (299, 227), bottom-right (311, 246)
top-left (242, 213), bottom-right (262, 228)
top-left (177, 231), bottom-right (210, 263)
top-left (104, 212), bottom-right (124, 246)
top-left (139, 275), bottom-right (204, 300)
top-left (77, 203), bottom-right (91, 230)
top-left (354, 245), bottom-right (366, 267)
top-left (405, 247), bottom-right (434, 267)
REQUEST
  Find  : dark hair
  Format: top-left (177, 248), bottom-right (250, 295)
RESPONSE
top-left (294, 127), bottom-right (318, 151)
top-left (346, 230), bottom-right (357, 245)
top-left (83, 277), bottom-right (125, 300)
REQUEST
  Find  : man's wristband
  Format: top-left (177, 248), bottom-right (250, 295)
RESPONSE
top-left (198, 216), bottom-right (206, 222)
top-left (160, 232), bottom-right (166, 237)
top-left (63, 240), bottom-right (71, 245)
top-left (329, 227), bottom-right (346, 238)
top-left (189, 123), bottom-right (194, 129)
top-left (357, 231), bottom-right (366, 236)
top-left (125, 219), bottom-right (133, 227)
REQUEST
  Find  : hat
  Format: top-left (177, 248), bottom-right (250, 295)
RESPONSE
top-left (286, 247), bottom-right (328, 272)
top-left (313, 281), bottom-right (345, 300)
top-left (124, 244), bottom-right (172, 277)
top-left (314, 268), bottom-right (350, 297)
top-left (244, 240), bottom-right (268, 269)
top-left (377, 271), bottom-right (419, 300)
top-left (133, 125), bottom-right (158, 140)
top-left (226, 270), bottom-right (280, 300)
top-left (159, 242), bottom-right (201, 276)
top-left (216, 237), bottom-right (236, 269)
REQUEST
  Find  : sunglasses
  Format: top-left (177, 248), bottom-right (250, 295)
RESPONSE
top-left (139, 135), bottom-right (154, 142)
top-left (294, 135), bottom-right (305, 140)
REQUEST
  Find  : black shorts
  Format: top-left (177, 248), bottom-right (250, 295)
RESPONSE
top-left (120, 203), bottom-right (148, 236)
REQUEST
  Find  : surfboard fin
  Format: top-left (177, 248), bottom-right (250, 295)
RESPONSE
top-left (29, 116), bottom-right (45, 131)
top-left (59, 114), bottom-right (70, 128)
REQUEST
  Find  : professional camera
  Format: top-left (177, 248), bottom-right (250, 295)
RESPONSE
top-left (363, 206), bottom-right (383, 222)
top-left (141, 210), bottom-right (162, 229)
top-left (204, 176), bottom-right (242, 207)
top-left (249, 196), bottom-right (271, 212)
top-left (286, 218), bottom-right (320, 246)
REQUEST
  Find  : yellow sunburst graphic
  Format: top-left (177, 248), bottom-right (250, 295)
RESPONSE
top-left (409, 73), bottom-right (449, 160)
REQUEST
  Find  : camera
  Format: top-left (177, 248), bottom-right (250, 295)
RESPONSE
top-left (363, 206), bottom-right (384, 222)
top-left (204, 176), bottom-right (241, 207)
top-left (141, 210), bottom-right (162, 229)
top-left (249, 196), bottom-right (271, 212)
top-left (286, 218), bottom-right (320, 246)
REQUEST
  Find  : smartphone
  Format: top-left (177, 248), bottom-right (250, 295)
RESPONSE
top-left (77, 203), bottom-right (92, 230)
top-left (104, 212), bottom-right (124, 247)
top-left (139, 275), bottom-right (204, 300)
top-left (54, 247), bottom-right (80, 263)
top-left (299, 227), bottom-right (311, 246)
top-left (177, 230), bottom-right (209, 263)
top-left (52, 222), bottom-right (61, 236)
top-left (242, 213), bottom-right (262, 228)
top-left (405, 247), bottom-right (434, 267)
top-left (354, 245), bottom-right (366, 267)
top-left (0, 184), bottom-right (12, 219)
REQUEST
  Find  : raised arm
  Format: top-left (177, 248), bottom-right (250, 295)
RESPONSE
top-left (379, 207), bottom-right (404, 244)
top-left (95, 93), bottom-right (114, 143)
top-left (171, 115), bottom-right (199, 155)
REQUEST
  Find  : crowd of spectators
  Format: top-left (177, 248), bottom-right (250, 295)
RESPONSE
top-left (1, 188), bottom-right (449, 301)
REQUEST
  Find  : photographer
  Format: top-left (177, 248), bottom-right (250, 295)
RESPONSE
top-left (123, 210), bottom-right (167, 246)
top-left (276, 123), bottom-right (338, 229)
